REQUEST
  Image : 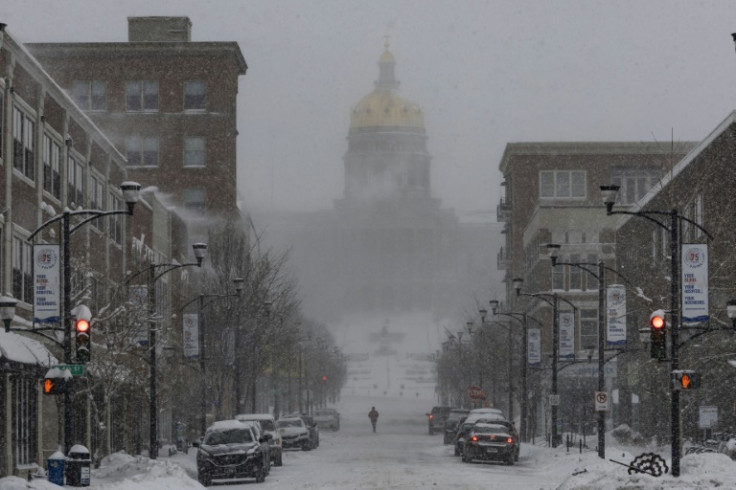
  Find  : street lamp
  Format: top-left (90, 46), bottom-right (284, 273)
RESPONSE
top-left (547, 243), bottom-right (609, 459)
top-left (180, 277), bottom-right (244, 436)
top-left (146, 242), bottom-right (207, 459)
top-left (489, 299), bottom-right (532, 443)
top-left (28, 181), bottom-right (141, 453)
top-left (512, 277), bottom-right (577, 448)
top-left (0, 295), bottom-right (17, 332)
top-left (600, 183), bottom-right (712, 477)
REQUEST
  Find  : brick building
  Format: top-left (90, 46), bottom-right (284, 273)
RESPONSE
top-left (497, 140), bottom-right (695, 438)
top-left (27, 17), bottom-right (247, 222)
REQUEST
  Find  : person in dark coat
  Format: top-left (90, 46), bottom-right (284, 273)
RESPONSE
top-left (368, 406), bottom-right (379, 432)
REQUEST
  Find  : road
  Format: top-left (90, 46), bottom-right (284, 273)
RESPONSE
top-left (175, 394), bottom-right (572, 489)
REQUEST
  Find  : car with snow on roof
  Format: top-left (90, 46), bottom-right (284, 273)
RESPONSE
top-left (195, 419), bottom-right (270, 485)
top-left (461, 422), bottom-right (518, 466)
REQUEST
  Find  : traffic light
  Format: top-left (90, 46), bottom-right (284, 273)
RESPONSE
top-left (73, 305), bottom-right (92, 364)
top-left (673, 370), bottom-right (701, 390)
top-left (42, 374), bottom-right (66, 395)
top-left (650, 309), bottom-right (667, 360)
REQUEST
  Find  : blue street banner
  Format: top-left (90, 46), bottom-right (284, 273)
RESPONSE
top-left (682, 244), bottom-right (709, 324)
top-left (606, 284), bottom-right (626, 347)
top-left (528, 328), bottom-right (541, 367)
top-left (33, 244), bottom-right (60, 323)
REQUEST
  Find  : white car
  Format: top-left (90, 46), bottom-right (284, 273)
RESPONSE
top-left (313, 408), bottom-right (340, 431)
top-left (236, 413), bottom-right (283, 466)
top-left (276, 417), bottom-right (311, 451)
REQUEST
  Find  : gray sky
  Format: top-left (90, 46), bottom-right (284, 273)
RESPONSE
top-left (3, 0), bottom-right (736, 215)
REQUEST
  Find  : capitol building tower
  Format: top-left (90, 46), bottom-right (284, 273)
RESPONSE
top-left (330, 43), bottom-right (460, 316)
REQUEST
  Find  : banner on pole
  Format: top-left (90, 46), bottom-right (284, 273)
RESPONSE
top-left (559, 311), bottom-right (575, 359)
top-left (183, 313), bottom-right (199, 357)
top-left (528, 328), bottom-right (541, 367)
top-left (682, 244), bottom-right (709, 324)
top-left (33, 244), bottom-right (61, 323)
top-left (606, 284), bottom-right (627, 347)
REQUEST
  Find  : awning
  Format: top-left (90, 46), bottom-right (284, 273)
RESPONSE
top-left (0, 330), bottom-right (58, 367)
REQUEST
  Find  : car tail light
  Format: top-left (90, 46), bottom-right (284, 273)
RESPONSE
top-left (471, 435), bottom-right (478, 442)
top-left (429, 414), bottom-right (434, 420)
top-left (507, 437), bottom-right (514, 444)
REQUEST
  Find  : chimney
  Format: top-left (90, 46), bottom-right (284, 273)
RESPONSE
top-left (128, 17), bottom-right (192, 42)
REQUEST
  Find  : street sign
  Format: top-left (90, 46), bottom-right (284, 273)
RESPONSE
top-left (468, 386), bottom-right (484, 400)
top-left (549, 394), bottom-right (560, 406)
top-left (698, 405), bottom-right (718, 429)
top-left (52, 364), bottom-right (85, 377)
top-left (595, 391), bottom-right (610, 411)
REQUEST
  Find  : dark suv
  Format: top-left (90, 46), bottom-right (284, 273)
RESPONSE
top-left (426, 406), bottom-right (450, 435)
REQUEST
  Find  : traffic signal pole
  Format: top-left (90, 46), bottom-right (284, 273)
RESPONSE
top-left (669, 210), bottom-right (681, 478)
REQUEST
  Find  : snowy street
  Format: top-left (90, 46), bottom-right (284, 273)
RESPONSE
top-left (174, 394), bottom-right (560, 489)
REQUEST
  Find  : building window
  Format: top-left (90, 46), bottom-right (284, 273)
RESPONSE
top-left (610, 167), bottom-right (660, 205)
top-left (539, 170), bottom-right (585, 199)
top-left (125, 136), bottom-right (159, 167)
top-left (184, 188), bottom-right (206, 212)
top-left (13, 107), bottom-right (35, 181)
top-left (42, 134), bottom-right (62, 199)
top-left (109, 194), bottom-right (123, 246)
top-left (184, 81), bottom-right (206, 110)
top-left (89, 174), bottom-right (105, 230)
top-left (12, 374), bottom-right (38, 467)
top-left (183, 137), bottom-right (206, 167)
top-left (125, 81), bottom-right (158, 112)
top-left (552, 260), bottom-right (565, 290)
top-left (579, 309), bottom-right (598, 352)
top-left (67, 155), bottom-right (84, 207)
top-left (72, 80), bottom-right (107, 111)
top-left (12, 236), bottom-right (32, 303)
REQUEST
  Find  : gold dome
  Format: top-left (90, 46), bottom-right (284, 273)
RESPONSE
top-left (350, 45), bottom-right (425, 131)
top-left (350, 91), bottom-right (425, 130)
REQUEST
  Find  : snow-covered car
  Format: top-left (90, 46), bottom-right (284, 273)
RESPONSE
top-left (236, 413), bottom-right (284, 466)
top-left (300, 414), bottom-right (320, 448)
top-left (461, 422), bottom-right (517, 465)
top-left (473, 418), bottom-right (519, 461)
top-left (195, 419), bottom-right (269, 485)
top-left (313, 408), bottom-right (340, 431)
top-left (277, 417), bottom-right (312, 451)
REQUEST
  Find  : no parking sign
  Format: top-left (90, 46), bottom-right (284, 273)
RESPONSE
top-left (595, 391), bottom-right (610, 411)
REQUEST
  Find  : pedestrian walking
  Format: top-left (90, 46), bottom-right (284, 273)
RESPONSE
top-left (368, 406), bottom-right (379, 432)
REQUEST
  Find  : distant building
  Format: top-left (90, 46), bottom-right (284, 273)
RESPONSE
top-left (256, 44), bottom-right (501, 324)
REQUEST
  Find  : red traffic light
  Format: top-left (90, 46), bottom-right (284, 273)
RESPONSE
top-left (650, 309), bottom-right (666, 330)
top-left (76, 319), bottom-right (90, 332)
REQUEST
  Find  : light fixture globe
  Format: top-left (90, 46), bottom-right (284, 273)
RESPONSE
top-left (512, 277), bottom-right (524, 295)
top-left (599, 185), bottom-right (620, 213)
top-left (191, 243), bottom-right (208, 266)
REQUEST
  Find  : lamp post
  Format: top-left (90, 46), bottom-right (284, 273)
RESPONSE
top-left (0, 295), bottom-right (18, 332)
top-left (489, 300), bottom-right (535, 443)
top-left (600, 184), bottom-right (712, 477)
top-left (512, 277), bottom-right (577, 448)
top-left (146, 242), bottom-right (207, 459)
top-left (27, 181), bottom-right (141, 453)
top-left (546, 243), bottom-right (608, 459)
top-left (180, 278), bottom-right (244, 436)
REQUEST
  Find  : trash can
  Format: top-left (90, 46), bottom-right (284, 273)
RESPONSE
top-left (65, 444), bottom-right (91, 487)
top-left (47, 450), bottom-right (65, 486)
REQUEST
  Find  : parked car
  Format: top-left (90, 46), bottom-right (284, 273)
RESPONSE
top-left (473, 418), bottom-right (520, 461)
top-left (461, 422), bottom-right (518, 465)
top-left (313, 407), bottom-right (340, 431)
top-left (277, 416), bottom-right (312, 451)
top-left (236, 413), bottom-right (283, 466)
top-left (443, 409), bottom-right (470, 445)
top-left (300, 413), bottom-right (320, 448)
top-left (195, 419), bottom-right (270, 485)
top-left (426, 406), bottom-right (451, 435)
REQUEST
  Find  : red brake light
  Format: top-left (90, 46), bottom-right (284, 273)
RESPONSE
top-left (507, 437), bottom-right (514, 444)
top-left (471, 435), bottom-right (478, 442)
top-left (429, 414), bottom-right (433, 420)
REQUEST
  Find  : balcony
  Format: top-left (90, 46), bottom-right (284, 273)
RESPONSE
top-left (496, 197), bottom-right (511, 222)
